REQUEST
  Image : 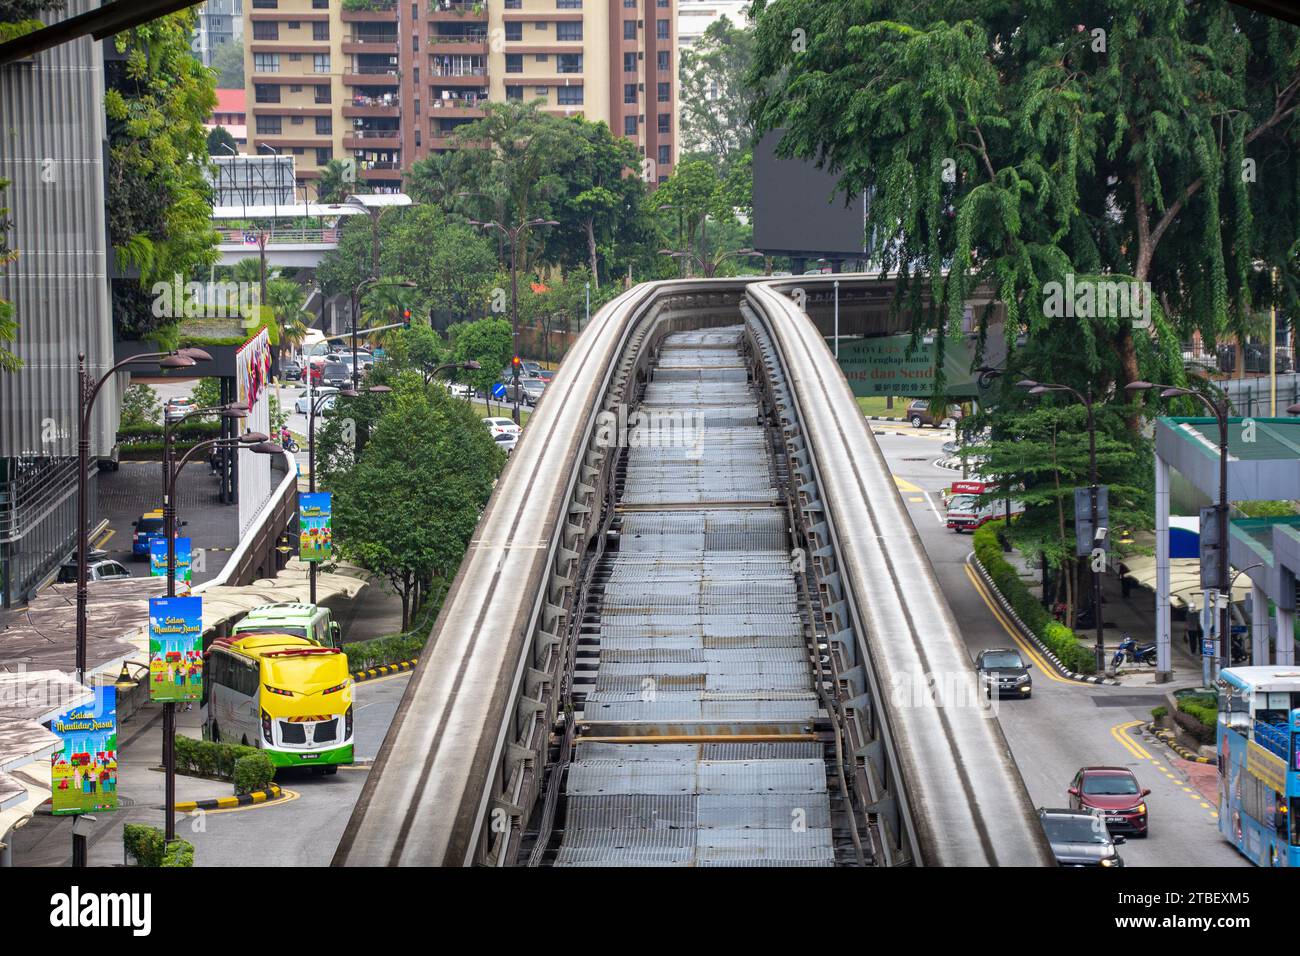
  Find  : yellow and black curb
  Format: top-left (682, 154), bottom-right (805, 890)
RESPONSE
top-left (352, 658), bottom-right (418, 683)
top-left (1151, 725), bottom-right (1212, 763)
top-left (173, 784), bottom-right (282, 812)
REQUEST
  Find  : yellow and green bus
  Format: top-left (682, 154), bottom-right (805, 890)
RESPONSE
top-left (204, 634), bottom-right (354, 772)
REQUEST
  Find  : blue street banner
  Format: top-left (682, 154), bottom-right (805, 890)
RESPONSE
top-left (150, 536), bottom-right (192, 590)
top-left (299, 492), bottom-right (333, 563)
top-left (148, 596), bottom-right (203, 703)
top-left (50, 686), bottom-right (118, 815)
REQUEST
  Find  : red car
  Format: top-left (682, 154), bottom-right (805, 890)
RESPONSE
top-left (1068, 767), bottom-right (1151, 837)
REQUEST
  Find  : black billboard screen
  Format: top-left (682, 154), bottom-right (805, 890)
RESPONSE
top-left (752, 129), bottom-right (868, 259)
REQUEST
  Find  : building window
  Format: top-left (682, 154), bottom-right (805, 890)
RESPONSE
top-left (316, 116), bottom-right (332, 135)
top-left (657, 113), bottom-right (669, 133)
top-left (658, 144), bottom-right (670, 165)
top-left (256, 115), bottom-right (282, 134)
top-left (291, 115), bottom-right (304, 125)
top-left (292, 147), bottom-right (304, 155)
top-left (557, 53), bottom-right (581, 73)
top-left (505, 0), bottom-right (521, 7)
top-left (313, 0), bottom-right (327, 7)
top-left (316, 147), bottom-right (333, 165)
top-left (255, 83), bottom-right (281, 103)
top-left (535, 53), bottom-right (548, 62)
top-left (657, 49), bottom-right (669, 71)
top-left (556, 21), bottom-right (582, 41)
top-left (287, 20), bottom-right (299, 29)
top-left (313, 21), bottom-right (329, 41)
top-left (624, 83), bottom-right (637, 104)
top-left (623, 115), bottom-right (637, 136)
top-left (253, 53), bottom-right (280, 73)
top-left (557, 85), bottom-right (583, 105)
top-left (505, 53), bottom-right (522, 73)
top-left (289, 84), bottom-right (303, 92)
top-left (657, 81), bottom-right (670, 102)
top-left (505, 22), bottom-right (522, 40)
top-left (288, 53), bottom-right (301, 61)
top-left (557, 0), bottom-right (582, 7)
top-left (252, 21), bottom-right (278, 40)
top-left (623, 0), bottom-right (635, 6)
top-left (535, 86), bottom-right (549, 96)
top-left (506, 85), bottom-right (523, 100)
top-left (623, 52), bottom-right (636, 73)
top-left (624, 20), bottom-right (636, 39)
top-left (656, 19), bottom-right (668, 39)
top-left (251, 0), bottom-right (277, 8)
top-left (313, 53), bottom-right (330, 73)
top-left (657, 0), bottom-right (668, 6)
top-left (314, 85), bottom-right (331, 104)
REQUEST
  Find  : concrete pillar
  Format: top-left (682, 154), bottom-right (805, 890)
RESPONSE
top-left (1251, 584), bottom-right (1270, 665)
top-left (1155, 454), bottom-right (1172, 681)
top-left (1277, 607), bottom-right (1296, 665)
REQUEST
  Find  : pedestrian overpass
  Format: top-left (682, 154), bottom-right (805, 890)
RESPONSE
top-left (211, 201), bottom-right (361, 267)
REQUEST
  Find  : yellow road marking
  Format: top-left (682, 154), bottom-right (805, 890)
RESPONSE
top-left (1109, 720), bottom-right (1152, 760)
top-left (94, 529), bottom-right (114, 549)
top-left (962, 562), bottom-right (1070, 684)
top-left (893, 475), bottom-right (925, 494)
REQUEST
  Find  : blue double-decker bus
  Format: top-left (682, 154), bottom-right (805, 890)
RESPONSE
top-left (1216, 666), bottom-right (1300, 866)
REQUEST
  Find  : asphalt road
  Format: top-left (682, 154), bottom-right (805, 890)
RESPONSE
top-left (874, 423), bottom-right (1246, 867)
top-left (179, 670), bottom-right (409, 867)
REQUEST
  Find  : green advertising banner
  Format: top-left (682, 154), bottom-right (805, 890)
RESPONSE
top-left (835, 333), bottom-right (983, 398)
top-left (299, 492), bottom-right (332, 563)
top-left (148, 596), bottom-right (204, 703)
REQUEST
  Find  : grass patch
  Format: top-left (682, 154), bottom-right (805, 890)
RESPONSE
top-left (856, 396), bottom-right (908, 418)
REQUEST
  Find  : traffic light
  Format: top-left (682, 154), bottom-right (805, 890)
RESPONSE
top-left (402, 309), bottom-right (411, 329)
top-left (511, 355), bottom-right (522, 375)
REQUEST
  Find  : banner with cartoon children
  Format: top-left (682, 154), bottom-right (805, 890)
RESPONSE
top-left (299, 492), bottom-right (332, 562)
top-left (150, 536), bottom-right (192, 594)
top-left (50, 686), bottom-right (118, 815)
top-left (148, 596), bottom-right (204, 703)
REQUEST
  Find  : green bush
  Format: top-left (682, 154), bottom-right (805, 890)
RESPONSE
top-left (972, 525), bottom-right (1096, 673)
top-left (174, 734), bottom-right (261, 780)
top-left (233, 752), bottom-right (276, 795)
top-left (117, 420), bottom-right (221, 446)
top-left (124, 824), bottom-right (194, 867)
top-left (1151, 705), bottom-right (1168, 720)
top-left (1178, 696), bottom-right (1218, 730)
top-left (342, 589), bottom-right (443, 671)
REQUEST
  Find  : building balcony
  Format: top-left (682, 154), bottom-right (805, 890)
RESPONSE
top-left (429, 38), bottom-right (488, 55)
top-left (359, 164), bottom-right (404, 181)
top-left (428, 100), bottom-right (486, 117)
top-left (343, 131), bottom-right (402, 149)
top-left (343, 39), bottom-right (398, 56)
top-left (343, 69), bottom-right (400, 86)
top-left (430, 69), bottom-right (488, 85)
top-left (343, 102), bottom-right (401, 118)
top-left (341, 4), bottom-right (398, 22)
top-left (427, 1), bottom-right (487, 22)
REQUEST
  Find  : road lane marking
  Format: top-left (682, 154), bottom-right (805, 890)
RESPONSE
top-left (893, 475), bottom-right (925, 494)
top-left (1109, 720), bottom-right (1152, 760)
top-left (94, 529), bottom-right (114, 549)
top-left (962, 562), bottom-right (1071, 684)
top-left (923, 492), bottom-right (946, 525)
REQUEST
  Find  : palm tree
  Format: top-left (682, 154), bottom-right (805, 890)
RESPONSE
top-left (363, 282), bottom-right (420, 347)
top-left (265, 277), bottom-right (310, 358)
top-left (317, 159), bottom-right (356, 204)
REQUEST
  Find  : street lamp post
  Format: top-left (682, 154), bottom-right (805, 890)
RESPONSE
top-left (72, 347), bottom-right (209, 867)
top-left (158, 430), bottom-right (273, 844)
top-left (657, 247), bottom-right (762, 279)
top-left (1127, 380), bottom-right (1233, 674)
top-left (467, 217), bottom-right (559, 425)
top-left (1018, 380), bottom-right (1106, 673)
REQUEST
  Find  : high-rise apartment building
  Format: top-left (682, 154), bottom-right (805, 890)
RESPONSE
top-left (195, 0), bottom-right (245, 67)
top-left (245, 0), bottom-right (676, 191)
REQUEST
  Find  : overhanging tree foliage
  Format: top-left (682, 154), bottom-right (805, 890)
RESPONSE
top-left (749, 0), bottom-right (1300, 421)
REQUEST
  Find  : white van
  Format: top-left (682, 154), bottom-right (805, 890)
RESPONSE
top-left (945, 480), bottom-right (1025, 533)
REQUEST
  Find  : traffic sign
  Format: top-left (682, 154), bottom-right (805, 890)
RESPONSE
top-left (491, 383), bottom-right (506, 399)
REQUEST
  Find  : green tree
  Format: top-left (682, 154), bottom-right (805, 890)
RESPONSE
top-left (649, 159), bottom-right (739, 276)
top-left (206, 126), bottom-right (236, 156)
top-left (316, 159), bottom-right (356, 204)
top-left (120, 383), bottom-right (161, 428)
top-left (209, 39), bottom-right (243, 88)
top-left (748, 0), bottom-right (1300, 428)
top-left (0, 179), bottom-right (18, 371)
top-left (449, 317), bottom-right (513, 399)
top-left (264, 276), bottom-right (310, 354)
top-left (329, 373), bottom-right (502, 627)
top-left (678, 15), bottom-right (759, 175)
top-left (106, 8), bottom-right (219, 341)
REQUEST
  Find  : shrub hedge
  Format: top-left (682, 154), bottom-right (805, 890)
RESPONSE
top-left (971, 524), bottom-right (1096, 673)
top-left (174, 734), bottom-right (262, 780)
top-left (342, 590), bottom-right (443, 671)
top-left (233, 752), bottom-right (276, 795)
top-left (123, 824), bottom-right (195, 867)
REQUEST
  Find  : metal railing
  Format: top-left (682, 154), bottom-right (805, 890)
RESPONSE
top-left (217, 228), bottom-right (340, 245)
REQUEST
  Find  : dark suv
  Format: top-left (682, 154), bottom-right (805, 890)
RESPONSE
top-left (975, 647), bottom-right (1032, 699)
top-left (1038, 808), bottom-right (1126, 867)
top-left (906, 399), bottom-right (962, 428)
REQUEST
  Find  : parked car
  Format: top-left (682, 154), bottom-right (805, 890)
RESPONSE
top-left (536, 368), bottom-right (556, 383)
top-left (482, 417), bottom-right (522, 439)
top-left (280, 358), bottom-right (303, 382)
top-left (974, 647), bottom-right (1032, 699)
top-left (294, 387), bottom-right (338, 415)
top-left (56, 548), bottom-right (108, 583)
top-left (1038, 807), bottom-right (1126, 867)
top-left (320, 362), bottom-right (352, 388)
top-left (164, 397), bottom-right (196, 423)
top-left (494, 432), bottom-right (518, 455)
top-left (906, 399), bottom-right (962, 428)
top-left (1068, 767), bottom-right (1150, 837)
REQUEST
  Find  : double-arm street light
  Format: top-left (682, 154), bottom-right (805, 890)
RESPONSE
top-left (72, 346), bottom-right (210, 866)
top-left (1017, 380), bottom-right (1107, 673)
top-left (466, 217), bottom-right (559, 425)
top-left (305, 384), bottom-right (391, 602)
top-left (657, 247), bottom-right (763, 279)
top-left (157, 430), bottom-right (276, 843)
top-left (1126, 379), bottom-right (1236, 673)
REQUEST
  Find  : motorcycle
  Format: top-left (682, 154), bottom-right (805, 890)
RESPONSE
top-left (1111, 633), bottom-right (1157, 669)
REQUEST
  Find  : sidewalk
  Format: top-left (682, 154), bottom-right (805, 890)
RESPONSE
top-left (1002, 546), bottom-right (1207, 688)
top-left (11, 701), bottom-right (231, 867)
